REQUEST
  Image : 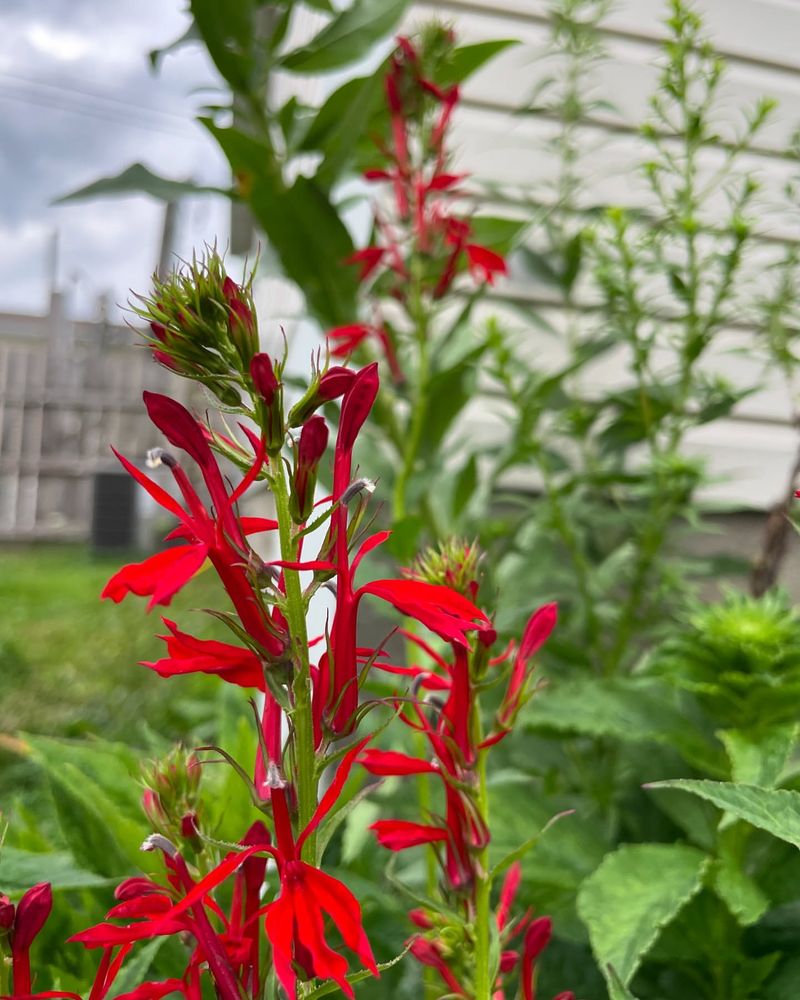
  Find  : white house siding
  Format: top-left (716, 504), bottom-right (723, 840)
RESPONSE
top-left (395, 0), bottom-right (800, 508)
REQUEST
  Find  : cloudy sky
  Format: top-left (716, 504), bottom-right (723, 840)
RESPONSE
top-left (0, 0), bottom-right (231, 320)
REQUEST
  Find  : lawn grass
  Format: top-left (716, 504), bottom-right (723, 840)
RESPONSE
top-left (0, 544), bottom-right (227, 742)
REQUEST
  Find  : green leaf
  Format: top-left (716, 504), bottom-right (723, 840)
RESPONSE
top-left (577, 843), bottom-right (710, 989)
top-left (0, 847), bottom-right (113, 892)
top-left (446, 40), bottom-right (519, 85)
top-left (313, 67), bottom-right (388, 189)
top-left (54, 163), bottom-right (225, 205)
top-left (711, 857), bottom-right (769, 926)
top-left (649, 780), bottom-right (800, 849)
top-left (469, 215), bottom-right (528, 255)
top-left (720, 725), bottom-right (797, 787)
top-left (451, 453), bottom-right (478, 520)
top-left (148, 22), bottom-right (202, 69)
top-left (561, 230), bottom-right (583, 293)
top-left (281, 0), bottom-right (408, 74)
top-left (607, 965), bottom-right (642, 1000)
top-left (524, 677), bottom-right (724, 773)
top-left (107, 938), bottom-right (165, 994)
top-left (45, 765), bottom-right (135, 878)
top-left (190, 0), bottom-right (257, 92)
top-left (249, 174), bottom-right (358, 326)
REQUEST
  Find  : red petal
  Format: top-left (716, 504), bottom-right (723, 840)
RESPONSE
top-left (296, 736), bottom-right (371, 854)
top-left (359, 578), bottom-right (491, 644)
top-left (101, 544), bottom-right (208, 610)
top-left (359, 749), bottom-right (438, 777)
top-left (240, 516), bottom-right (279, 534)
top-left (111, 447), bottom-right (186, 522)
top-left (298, 865), bottom-right (377, 975)
top-left (370, 820), bottom-right (448, 850)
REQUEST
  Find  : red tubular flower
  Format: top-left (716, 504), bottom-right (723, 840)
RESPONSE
top-left (465, 244), bottom-right (508, 285)
top-left (521, 917), bottom-right (553, 1000)
top-left (345, 247), bottom-right (385, 283)
top-left (255, 740), bottom-right (379, 999)
top-left (370, 820), bottom-right (449, 850)
top-left (409, 938), bottom-right (466, 997)
top-left (142, 619), bottom-right (265, 690)
top-left (498, 603), bottom-right (558, 730)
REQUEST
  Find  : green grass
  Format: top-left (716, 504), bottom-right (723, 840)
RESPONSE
top-left (0, 544), bottom-right (227, 742)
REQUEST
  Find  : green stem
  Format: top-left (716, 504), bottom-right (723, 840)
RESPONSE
top-left (473, 713), bottom-right (492, 1000)
top-left (392, 264), bottom-right (430, 522)
top-left (270, 463), bottom-right (317, 860)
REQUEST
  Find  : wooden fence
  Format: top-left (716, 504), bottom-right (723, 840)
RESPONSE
top-left (0, 294), bottom-right (193, 541)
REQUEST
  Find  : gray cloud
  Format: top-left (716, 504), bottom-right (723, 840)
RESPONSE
top-left (0, 0), bottom-right (232, 320)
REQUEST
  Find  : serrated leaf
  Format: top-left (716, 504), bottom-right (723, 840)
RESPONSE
top-left (281, 0), bottom-right (408, 74)
top-left (711, 857), bottom-right (769, 926)
top-left (0, 847), bottom-right (114, 892)
top-left (650, 780), bottom-right (800, 849)
top-left (524, 677), bottom-right (724, 773)
top-left (54, 163), bottom-right (225, 205)
top-left (577, 843), bottom-right (710, 988)
top-left (720, 725), bottom-right (797, 788)
top-left (45, 766), bottom-right (135, 878)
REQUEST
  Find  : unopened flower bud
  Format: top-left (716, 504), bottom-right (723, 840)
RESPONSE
top-left (0, 895), bottom-right (14, 932)
top-left (287, 365), bottom-right (357, 427)
top-left (11, 883), bottom-right (52, 953)
top-left (291, 416), bottom-right (329, 523)
top-left (250, 353), bottom-right (284, 453)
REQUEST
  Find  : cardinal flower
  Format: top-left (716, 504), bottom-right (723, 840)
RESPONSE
top-left (257, 741), bottom-right (378, 999)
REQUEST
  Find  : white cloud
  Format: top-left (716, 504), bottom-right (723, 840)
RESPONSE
top-left (25, 23), bottom-right (92, 62)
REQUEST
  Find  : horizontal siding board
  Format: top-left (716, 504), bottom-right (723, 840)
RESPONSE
top-left (432, 0), bottom-right (800, 74)
top-left (410, 4), bottom-right (800, 158)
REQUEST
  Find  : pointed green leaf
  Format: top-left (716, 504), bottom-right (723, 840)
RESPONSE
top-left (650, 780), bottom-right (800, 849)
top-left (720, 725), bottom-right (797, 788)
top-left (711, 857), bottom-right (769, 926)
top-left (446, 40), bottom-right (519, 85)
top-left (54, 163), bottom-right (226, 205)
top-left (0, 847), bottom-right (114, 892)
top-left (281, 0), bottom-right (408, 74)
top-left (577, 843), bottom-right (710, 988)
top-left (524, 677), bottom-right (724, 774)
top-left (190, 0), bottom-right (257, 92)
top-left (249, 174), bottom-right (358, 326)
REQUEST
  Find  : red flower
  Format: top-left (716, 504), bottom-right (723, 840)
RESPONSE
top-left (345, 247), bottom-right (384, 282)
top-left (8, 882), bottom-right (53, 996)
top-left (497, 603), bottom-right (557, 730)
top-left (465, 244), bottom-right (508, 285)
top-left (142, 619), bottom-right (265, 690)
top-left (256, 740), bottom-right (379, 999)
